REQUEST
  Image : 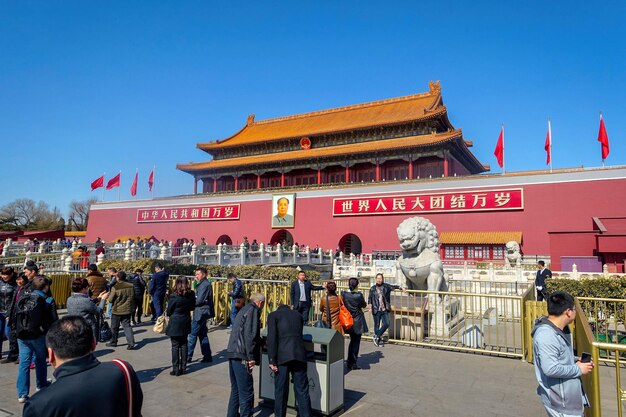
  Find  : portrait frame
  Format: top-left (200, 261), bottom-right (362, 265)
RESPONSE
top-left (271, 193), bottom-right (296, 229)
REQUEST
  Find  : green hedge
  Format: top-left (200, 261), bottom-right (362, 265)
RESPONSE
top-left (97, 260), bottom-right (320, 282)
top-left (546, 278), bottom-right (626, 299)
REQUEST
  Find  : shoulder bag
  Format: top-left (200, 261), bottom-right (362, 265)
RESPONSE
top-left (338, 294), bottom-right (354, 330)
top-left (112, 359), bottom-right (134, 417)
top-left (314, 294), bottom-right (332, 329)
top-left (153, 313), bottom-right (169, 334)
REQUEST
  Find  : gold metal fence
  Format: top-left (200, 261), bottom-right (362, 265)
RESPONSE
top-left (578, 297), bottom-right (626, 362)
top-left (311, 285), bottom-right (527, 358)
top-left (573, 298), bottom-right (602, 417)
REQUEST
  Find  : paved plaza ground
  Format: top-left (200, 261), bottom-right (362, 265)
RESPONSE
top-left (0, 316), bottom-right (554, 417)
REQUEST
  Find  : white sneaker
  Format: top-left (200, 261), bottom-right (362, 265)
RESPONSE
top-left (18, 396), bottom-right (28, 403)
top-left (373, 336), bottom-right (380, 347)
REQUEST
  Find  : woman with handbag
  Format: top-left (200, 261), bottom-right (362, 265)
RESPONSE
top-left (166, 276), bottom-right (195, 376)
top-left (318, 281), bottom-right (343, 335)
top-left (66, 277), bottom-right (108, 343)
top-left (341, 278), bottom-right (368, 370)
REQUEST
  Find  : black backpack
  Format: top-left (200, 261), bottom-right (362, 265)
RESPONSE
top-left (15, 292), bottom-right (45, 339)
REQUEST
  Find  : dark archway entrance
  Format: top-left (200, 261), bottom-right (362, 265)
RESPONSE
top-left (338, 233), bottom-right (362, 255)
top-left (216, 235), bottom-right (232, 245)
top-left (270, 230), bottom-right (294, 246)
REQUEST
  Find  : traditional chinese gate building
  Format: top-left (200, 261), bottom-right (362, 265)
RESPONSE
top-left (86, 83), bottom-right (626, 272)
top-left (177, 81), bottom-right (486, 193)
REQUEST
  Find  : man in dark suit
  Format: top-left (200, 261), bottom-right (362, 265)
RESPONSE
top-left (149, 262), bottom-right (168, 320)
top-left (535, 260), bottom-right (552, 301)
top-left (267, 304), bottom-right (312, 417)
top-left (188, 267), bottom-right (215, 363)
top-left (290, 271), bottom-right (325, 324)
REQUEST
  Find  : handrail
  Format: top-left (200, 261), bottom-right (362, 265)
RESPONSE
top-left (574, 298), bottom-right (602, 417)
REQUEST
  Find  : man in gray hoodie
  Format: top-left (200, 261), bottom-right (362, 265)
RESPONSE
top-left (531, 291), bottom-right (594, 417)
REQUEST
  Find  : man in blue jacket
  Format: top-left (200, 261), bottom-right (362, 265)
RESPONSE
top-left (149, 262), bottom-right (168, 320)
top-left (532, 291), bottom-right (593, 416)
top-left (188, 267), bottom-right (214, 363)
top-left (227, 272), bottom-right (243, 329)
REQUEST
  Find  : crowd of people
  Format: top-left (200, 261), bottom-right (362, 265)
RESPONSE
top-left (0, 255), bottom-right (585, 417)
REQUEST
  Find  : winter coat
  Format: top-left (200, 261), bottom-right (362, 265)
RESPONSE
top-left (341, 290), bottom-right (368, 335)
top-left (109, 281), bottom-right (135, 316)
top-left (166, 291), bottom-right (195, 337)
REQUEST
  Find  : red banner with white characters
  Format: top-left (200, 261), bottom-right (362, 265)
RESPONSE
top-left (136, 204), bottom-right (240, 223)
top-left (333, 189), bottom-right (523, 216)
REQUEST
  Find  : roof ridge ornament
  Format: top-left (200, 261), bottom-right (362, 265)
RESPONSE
top-left (247, 114), bottom-right (255, 125)
top-left (429, 80), bottom-right (441, 94)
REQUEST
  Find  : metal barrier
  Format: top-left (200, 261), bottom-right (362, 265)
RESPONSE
top-left (578, 297), bottom-right (626, 362)
top-left (573, 298), bottom-right (602, 417)
top-left (311, 286), bottom-right (528, 358)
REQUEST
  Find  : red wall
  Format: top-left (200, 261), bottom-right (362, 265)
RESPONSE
top-left (86, 173), bottom-right (626, 258)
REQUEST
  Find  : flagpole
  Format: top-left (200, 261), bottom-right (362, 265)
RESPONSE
top-left (118, 170), bottom-right (122, 201)
top-left (152, 166), bottom-right (155, 199)
top-left (102, 172), bottom-right (106, 202)
top-left (600, 111), bottom-right (605, 168)
top-left (134, 168), bottom-right (138, 200)
top-left (548, 117), bottom-right (553, 173)
top-left (502, 123), bottom-right (506, 174)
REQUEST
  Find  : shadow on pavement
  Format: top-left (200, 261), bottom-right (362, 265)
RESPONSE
top-left (357, 350), bottom-right (383, 370)
top-left (343, 389), bottom-right (367, 411)
top-left (136, 335), bottom-right (169, 349)
top-left (93, 348), bottom-right (115, 358)
top-left (136, 366), bottom-right (169, 383)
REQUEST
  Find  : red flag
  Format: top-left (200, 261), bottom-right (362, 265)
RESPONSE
top-left (148, 167), bottom-right (155, 192)
top-left (130, 170), bottom-right (138, 197)
top-left (544, 120), bottom-right (552, 165)
top-left (90, 175), bottom-right (104, 191)
top-left (106, 172), bottom-right (121, 190)
top-left (598, 114), bottom-right (610, 160)
top-left (494, 125), bottom-right (504, 168)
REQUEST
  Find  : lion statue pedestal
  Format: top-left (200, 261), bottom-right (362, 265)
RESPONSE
top-left (396, 217), bottom-right (463, 337)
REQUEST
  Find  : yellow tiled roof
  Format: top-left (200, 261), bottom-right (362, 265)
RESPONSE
top-left (198, 82), bottom-right (445, 150)
top-left (178, 130), bottom-right (462, 172)
top-left (439, 231), bottom-right (522, 245)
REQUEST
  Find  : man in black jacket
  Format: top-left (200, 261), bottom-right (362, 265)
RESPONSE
top-left (267, 304), bottom-right (312, 417)
top-left (22, 315), bottom-right (143, 417)
top-left (149, 262), bottom-right (168, 320)
top-left (368, 273), bottom-right (405, 347)
top-left (128, 269), bottom-right (146, 325)
top-left (290, 271), bottom-right (325, 324)
top-left (226, 293), bottom-right (264, 417)
top-left (535, 260), bottom-right (552, 301)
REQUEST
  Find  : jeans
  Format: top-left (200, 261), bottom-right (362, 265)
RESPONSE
top-left (227, 358), bottom-right (254, 417)
top-left (111, 314), bottom-right (135, 346)
top-left (347, 331), bottom-right (362, 367)
top-left (295, 302), bottom-right (311, 324)
top-left (230, 299), bottom-right (239, 326)
top-left (187, 318), bottom-right (211, 360)
top-left (373, 311), bottom-right (390, 339)
top-left (17, 336), bottom-right (48, 398)
top-left (275, 361), bottom-right (312, 417)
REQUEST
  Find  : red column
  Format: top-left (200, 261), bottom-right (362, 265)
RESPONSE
top-left (257, 174), bottom-right (261, 189)
top-left (281, 172), bottom-right (285, 187)
top-left (345, 165), bottom-right (349, 182)
top-left (317, 168), bottom-right (321, 184)
top-left (193, 178), bottom-right (198, 194)
top-left (444, 154), bottom-right (449, 177)
top-left (234, 176), bottom-right (238, 191)
top-left (376, 162), bottom-right (381, 181)
top-left (408, 159), bottom-right (413, 180)
top-left (213, 178), bottom-right (217, 193)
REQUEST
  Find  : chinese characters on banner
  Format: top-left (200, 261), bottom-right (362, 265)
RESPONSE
top-left (136, 204), bottom-right (240, 223)
top-left (333, 189), bottom-right (523, 216)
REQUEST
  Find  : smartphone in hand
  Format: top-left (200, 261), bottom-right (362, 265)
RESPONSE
top-left (581, 352), bottom-right (592, 363)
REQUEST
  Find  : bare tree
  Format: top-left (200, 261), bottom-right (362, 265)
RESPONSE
top-left (0, 199), bottom-right (63, 231)
top-left (68, 198), bottom-right (98, 231)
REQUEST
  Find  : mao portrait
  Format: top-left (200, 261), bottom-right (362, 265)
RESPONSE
top-left (271, 194), bottom-right (295, 228)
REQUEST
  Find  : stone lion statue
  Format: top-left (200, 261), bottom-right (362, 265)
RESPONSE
top-left (505, 241), bottom-right (521, 267)
top-left (396, 217), bottom-right (447, 304)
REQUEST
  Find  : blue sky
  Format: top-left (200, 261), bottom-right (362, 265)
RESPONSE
top-left (1, 1), bottom-right (624, 216)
